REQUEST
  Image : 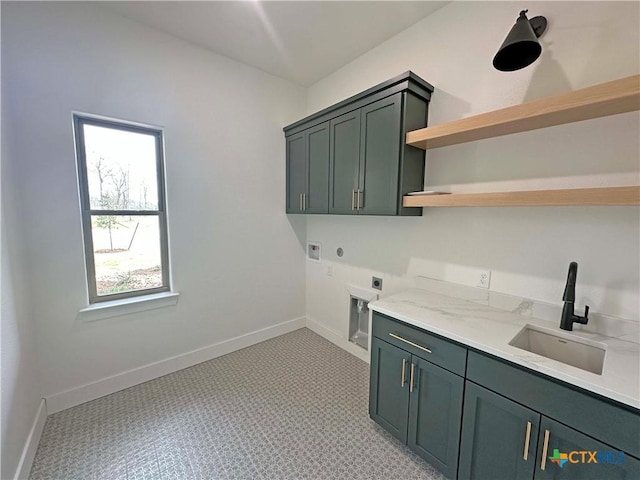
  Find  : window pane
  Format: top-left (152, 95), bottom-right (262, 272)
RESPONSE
top-left (83, 124), bottom-right (159, 210)
top-left (91, 215), bottom-right (164, 296)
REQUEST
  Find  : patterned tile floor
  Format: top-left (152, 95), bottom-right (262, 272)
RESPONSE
top-left (30, 328), bottom-right (445, 480)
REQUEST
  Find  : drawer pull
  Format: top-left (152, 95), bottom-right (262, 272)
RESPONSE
top-left (523, 421), bottom-right (532, 461)
top-left (409, 362), bottom-right (415, 393)
top-left (540, 429), bottom-right (550, 471)
top-left (389, 333), bottom-right (432, 354)
top-left (401, 358), bottom-right (407, 387)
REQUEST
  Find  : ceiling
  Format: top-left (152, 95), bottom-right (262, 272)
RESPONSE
top-left (98, 1), bottom-right (447, 86)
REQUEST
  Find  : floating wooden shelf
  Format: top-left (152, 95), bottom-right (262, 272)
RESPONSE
top-left (406, 75), bottom-right (640, 150)
top-left (403, 186), bottom-right (640, 208)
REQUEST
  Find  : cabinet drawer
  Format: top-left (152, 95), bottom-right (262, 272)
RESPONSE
top-left (372, 312), bottom-right (467, 376)
top-left (467, 351), bottom-right (640, 458)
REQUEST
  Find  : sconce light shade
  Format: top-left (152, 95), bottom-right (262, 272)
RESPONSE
top-left (493, 10), bottom-right (547, 72)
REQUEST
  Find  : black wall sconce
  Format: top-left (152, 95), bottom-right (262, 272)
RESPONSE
top-left (493, 10), bottom-right (548, 71)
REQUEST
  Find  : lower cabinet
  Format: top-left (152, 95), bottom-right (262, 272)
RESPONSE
top-left (459, 382), bottom-right (640, 480)
top-left (369, 337), bottom-right (463, 479)
top-left (370, 312), bottom-right (640, 480)
top-left (459, 382), bottom-right (539, 480)
top-left (369, 337), bottom-right (410, 442)
top-left (408, 356), bottom-right (463, 478)
top-left (534, 417), bottom-right (640, 480)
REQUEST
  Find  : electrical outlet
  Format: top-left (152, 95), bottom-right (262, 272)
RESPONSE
top-left (477, 270), bottom-right (491, 289)
top-left (372, 277), bottom-right (383, 291)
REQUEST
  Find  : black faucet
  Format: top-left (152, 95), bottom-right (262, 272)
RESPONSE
top-left (560, 262), bottom-right (589, 331)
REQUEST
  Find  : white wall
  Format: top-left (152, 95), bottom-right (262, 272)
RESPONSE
top-left (2, 2), bottom-right (307, 404)
top-left (305, 1), bottom-right (640, 344)
top-left (1, 86), bottom-right (43, 477)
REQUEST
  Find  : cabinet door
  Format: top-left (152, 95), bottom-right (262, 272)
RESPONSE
top-left (458, 382), bottom-right (540, 480)
top-left (369, 338), bottom-right (411, 443)
top-left (305, 121), bottom-right (330, 214)
top-left (286, 132), bottom-right (306, 213)
top-left (407, 356), bottom-right (464, 479)
top-left (534, 417), bottom-right (640, 480)
top-left (329, 110), bottom-right (361, 214)
top-left (358, 94), bottom-right (402, 215)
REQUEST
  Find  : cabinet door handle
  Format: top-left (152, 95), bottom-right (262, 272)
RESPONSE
top-left (357, 189), bottom-right (363, 210)
top-left (523, 421), bottom-right (532, 461)
top-left (351, 189), bottom-right (356, 211)
top-left (401, 358), bottom-right (407, 387)
top-left (409, 362), bottom-right (415, 393)
top-left (540, 429), bottom-right (550, 471)
top-left (302, 193), bottom-right (306, 211)
top-left (299, 193), bottom-right (303, 211)
top-left (388, 333), bottom-right (432, 354)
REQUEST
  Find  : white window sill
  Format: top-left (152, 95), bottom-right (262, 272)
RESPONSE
top-left (78, 292), bottom-right (180, 323)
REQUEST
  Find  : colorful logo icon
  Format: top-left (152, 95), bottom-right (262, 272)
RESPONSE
top-left (549, 449), bottom-right (569, 468)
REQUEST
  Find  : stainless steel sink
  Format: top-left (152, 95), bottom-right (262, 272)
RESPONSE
top-left (509, 324), bottom-right (606, 375)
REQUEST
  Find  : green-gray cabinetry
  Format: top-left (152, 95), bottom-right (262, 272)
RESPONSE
top-left (329, 94), bottom-right (407, 215)
top-left (459, 382), bottom-right (640, 480)
top-left (370, 313), bottom-right (465, 479)
top-left (370, 312), bottom-right (640, 479)
top-left (407, 356), bottom-right (464, 478)
top-left (458, 382), bottom-right (540, 480)
top-left (284, 72), bottom-right (433, 216)
top-left (462, 351), bottom-right (640, 480)
top-left (285, 121), bottom-right (330, 214)
top-left (369, 337), bottom-right (410, 442)
top-left (534, 417), bottom-right (639, 480)
top-left (328, 110), bottom-right (361, 214)
top-left (285, 132), bottom-right (305, 213)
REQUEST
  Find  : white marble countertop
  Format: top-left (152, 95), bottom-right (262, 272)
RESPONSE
top-left (369, 288), bottom-right (640, 409)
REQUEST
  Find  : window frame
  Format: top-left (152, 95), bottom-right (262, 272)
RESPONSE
top-left (73, 114), bottom-right (171, 304)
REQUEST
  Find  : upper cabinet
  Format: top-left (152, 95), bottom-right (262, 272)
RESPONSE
top-left (286, 122), bottom-right (330, 214)
top-left (284, 72), bottom-right (433, 215)
top-left (328, 109), bottom-right (361, 214)
top-left (329, 94), bottom-right (408, 215)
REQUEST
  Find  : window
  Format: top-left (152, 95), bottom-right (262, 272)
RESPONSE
top-left (74, 115), bottom-right (170, 303)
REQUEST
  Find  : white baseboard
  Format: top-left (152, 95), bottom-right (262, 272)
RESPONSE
top-left (306, 316), bottom-right (369, 363)
top-left (14, 399), bottom-right (47, 480)
top-left (45, 317), bottom-right (306, 414)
